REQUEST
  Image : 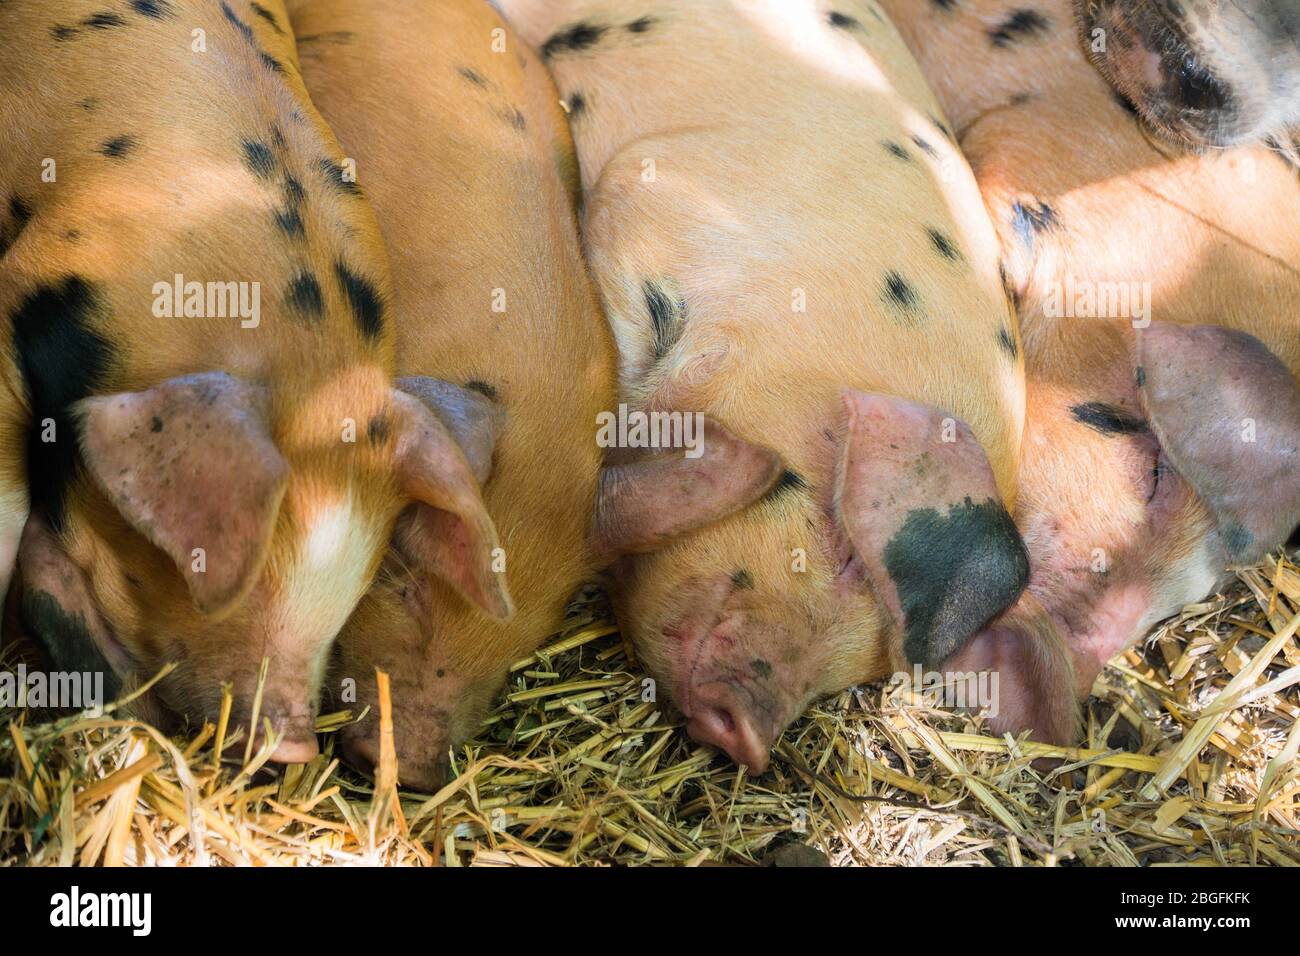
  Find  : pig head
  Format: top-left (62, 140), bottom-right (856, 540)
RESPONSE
top-left (596, 393), bottom-right (1041, 773)
top-left (951, 318), bottom-right (1300, 740)
top-left (1078, 0), bottom-right (1300, 150)
top-left (14, 371), bottom-right (509, 761)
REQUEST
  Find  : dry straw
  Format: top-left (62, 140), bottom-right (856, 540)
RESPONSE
top-left (2, 554), bottom-right (1297, 866)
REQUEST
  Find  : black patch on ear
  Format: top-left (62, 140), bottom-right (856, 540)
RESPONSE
top-left (130, 0), bottom-right (175, 19)
top-left (83, 11), bottom-right (128, 29)
top-left (19, 590), bottom-right (122, 698)
top-left (464, 380), bottom-right (498, 400)
top-left (335, 262), bottom-right (385, 342)
top-left (927, 228), bottom-right (961, 261)
top-left (644, 280), bottom-right (686, 360)
top-left (1071, 401), bottom-right (1147, 436)
top-left (997, 327), bottom-right (1019, 360)
top-left (241, 139), bottom-right (276, 178)
top-left (249, 1), bottom-right (285, 34)
top-left (828, 11), bottom-right (863, 30)
top-left (883, 140), bottom-right (912, 161)
top-left (762, 469), bottom-right (808, 504)
top-left (883, 271), bottom-right (919, 313)
top-left (286, 272), bottom-right (323, 320)
top-left (458, 66), bottom-right (488, 87)
top-left (990, 9), bottom-right (1050, 47)
top-left (627, 16), bottom-right (656, 33)
top-left (1009, 199), bottom-right (1057, 249)
top-left (542, 21), bottom-right (608, 59)
top-left (11, 277), bottom-right (114, 532)
top-left (98, 135), bottom-right (137, 160)
top-left (319, 157), bottom-right (362, 195)
top-left (731, 569), bottom-right (754, 590)
top-left (884, 497), bottom-right (1029, 668)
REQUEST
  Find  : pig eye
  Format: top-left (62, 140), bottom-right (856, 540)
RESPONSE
top-left (1147, 451), bottom-right (1165, 503)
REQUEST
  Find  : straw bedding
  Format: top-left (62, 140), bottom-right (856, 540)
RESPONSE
top-left (2, 552), bottom-right (1297, 867)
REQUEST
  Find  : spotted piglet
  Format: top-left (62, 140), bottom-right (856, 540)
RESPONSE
top-left (499, 0), bottom-right (1065, 772)
top-left (282, 0), bottom-right (619, 788)
top-left (0, 0), bottom-right (507, 759)
top-left (881, 0), bottom-right (1300, 738)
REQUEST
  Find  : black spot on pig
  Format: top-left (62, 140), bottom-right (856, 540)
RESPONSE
top-left (497, 106), bottom-right (527, 131)
top-left (763, 469), bottom-right (808, 504)
top-left (883, 271), bottom-right (919, 313)
top-left (930, 114), bottom-right (954, 140)
top-left (1071, 402), bottom-right (1147, 436)
top-left (250, 1), bottom-right (285, 34)
top-left (911, 134), bottom-right (939, 158)
top-left (367, 415), bottom-right (391, 446)
top-left (829, 11), bottom-right (863, 30)
top-left (19, 591), bottom-right (121, 699)
top-left (465, 380), bottom-right (498, 400)
top-left (731, 569), bottom-right (754, 590)
top-left (997, 327), bottom-right (1019, 360)
top-left (1009, 199), bottom-right (1057, 249)
top-left (83, 11), bottom-right (128, 29)
top-left (990, 9), bottom-right (1050, 47)
top-left (627, 16), bottom-right (656, 33)
top-left (130, 0), bottom-right (175, 19)
top-left (1, 195), bottom-right (34, 258)
top-left (286, 272), bottom-right (323, 321)
top-left (1220, 523), bottom-right (1253, 558)
top-left (458, 66), bottom-right (488, 87)
top-left (751, 658), bottom-right (773, 679)
top-left (281, 175), bottom-right (305, 206)
top-left (644, 281), bottom-right (686, 360)
top-left (335, 262), bottom-right (385, 342)
top-left (259, 52), bottom-right (286, 74)
top-left (11, 277), bottom-right (114, 531)
top-left (1135, 366), bottom-right (1146, 388)
top-left (52, 25), bottom-right (80, 41)
top-left (78, 97), bottom-right (98, 112)
top-left (927, 228), bottom-right (960, 261)
top-left (98, 135), bottom-right (137, 160)
top-left (241, 139), bottom-right (276, 178)
top-left (883, 140), bottom-right (912, 161)
top-left (566, 92), bottom-right (588, 118)
top-left (884, 497), bottom-right (1029, 668)
top-left (220, 1), bottom-right (255, 42)
top-left (932, 0), bottom-right (958, 10)
top-left (319, 158), bottom-right (361, 195)
top-left (274, 206), bottom-right (305, 239)
top-left (541, 22), bottom-right (608, 59)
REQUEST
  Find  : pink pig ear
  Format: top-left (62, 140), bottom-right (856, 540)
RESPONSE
top-left (590, 417), bottom-right (784, 561)
top-left (390, 386), bottom-right (513, 620)
top-left (1137, 322), bottom-right (1300, 565)
top-left (835, 390), bottom-right (1029, 669)
top-left (75, 372), bottom-right (289, 617)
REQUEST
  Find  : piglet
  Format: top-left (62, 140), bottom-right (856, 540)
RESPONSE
top-left (283, 0), bottom-right (619, 788)
top-left (498, 0), bottom-right (1056, 772)
top-left (0, 0), bottom-right (506, 760)
top-left (883, 0), bottom-right (1300, 739)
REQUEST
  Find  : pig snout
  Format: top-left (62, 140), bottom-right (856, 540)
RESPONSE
top-left (686, 679), bottom-right (779, 775)
top-left (340, 725), bottom-right (451, 792)
top-left (230, 700), bottom-right (320, 764)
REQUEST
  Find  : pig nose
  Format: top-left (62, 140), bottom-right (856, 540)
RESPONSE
top-left (341, 733), bottom-right (450, 791)
top-left (686, 682), bottom-right (772, 775)
top-left (244, 711), bottom-right (319, 763)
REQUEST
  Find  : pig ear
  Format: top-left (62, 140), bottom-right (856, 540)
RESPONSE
top-left (390, 389), bottom-right (513, 619)
top-left (395, 376), bottom-right (505, 485)
top-left (835, 390), bottom-right (1029, 670)
top-left (1137, 322), bottom-right (1300, 565)
top-left (75, 372), bottom-right (288, 616)
top-left (590, 417), bottom-right (784, 560)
